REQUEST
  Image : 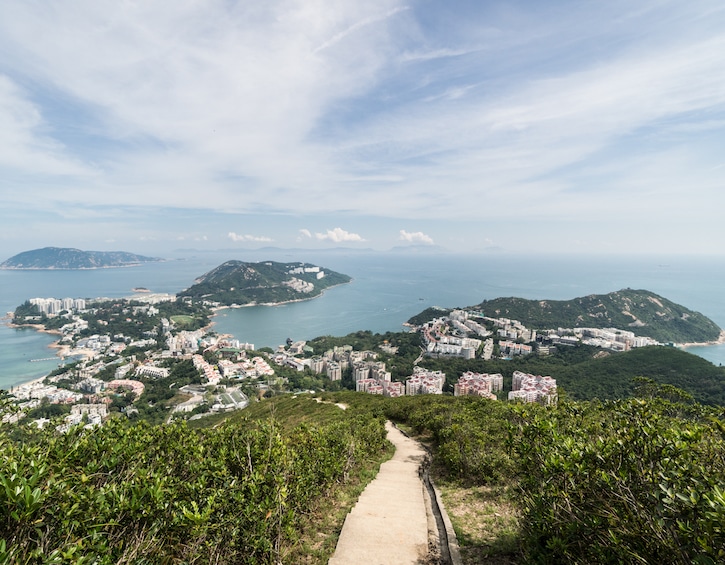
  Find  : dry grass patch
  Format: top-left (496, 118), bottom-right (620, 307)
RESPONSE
top-left (436, 478), bottom-right (523, 565)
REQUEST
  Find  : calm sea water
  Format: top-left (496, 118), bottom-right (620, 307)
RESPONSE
top-left (2, 251), bottom-right (725, 389)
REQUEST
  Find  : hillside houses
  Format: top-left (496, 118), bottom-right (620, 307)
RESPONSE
top-left (508, 371), bottom-right (557, 405)
top-left (454, 372), bottom-right (503, 400)
top-left (412, 305), bottom-right (664, 363)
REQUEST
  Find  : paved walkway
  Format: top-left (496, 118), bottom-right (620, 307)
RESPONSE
top-left (329, 421), bottom-right (432, 565)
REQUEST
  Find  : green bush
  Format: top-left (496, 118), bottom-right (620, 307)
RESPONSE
top-left (514, 399), bottom-right (725, 564)
top-left (385, 395), bottom-right (518, 484)
top-left (0, 411), bottom-right (388, 564)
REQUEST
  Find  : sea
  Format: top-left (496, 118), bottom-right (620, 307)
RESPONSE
top-left (2, 250), bottom-right (725, 390)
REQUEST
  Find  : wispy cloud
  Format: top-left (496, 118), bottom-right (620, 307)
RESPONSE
top-left (312, 6), bottom-right (409, 54)
top-left (1, 1), bottom-right (725, 254)
top-left (400, 47), bottom-right (483, 63)
top-left (0, 75), bottom-right (91, 176)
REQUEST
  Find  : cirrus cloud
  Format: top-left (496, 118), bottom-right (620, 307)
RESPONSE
top-left (399, 229), bottom-right (434, 245)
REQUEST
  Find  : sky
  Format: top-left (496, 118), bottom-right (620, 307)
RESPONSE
top-left (1, 0), bottom-right (725, 258)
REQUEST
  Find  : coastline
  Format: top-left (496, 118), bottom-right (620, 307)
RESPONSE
top-left (210, 281), bottom-right (350, 312)
top-left (7, 320), bottom-right (63, 337)
top-left (0, 260), bottom-right (164, 271)
top-left (4, 320), bottom-right (92, 390)
top-left (676, 329), bottom-right (725, 349)
top-left (8, 375), bottom-right (49, 392)
top-left (1, 282), bottom-right (344, 389)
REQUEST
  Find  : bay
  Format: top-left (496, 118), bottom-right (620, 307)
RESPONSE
top-left (2, 251), bottom-right (725, 390)
top-left (0, 256), bottom-right (222, 388)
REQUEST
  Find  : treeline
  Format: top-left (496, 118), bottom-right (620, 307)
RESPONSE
top-left (419, 345), bottom-right (725, 405)
top-left (12, 301), bottom-right (40, 322)
top-left (308, 330), bottom-right (421, 356)
top-left (0, 402), bottom-right (389, 564)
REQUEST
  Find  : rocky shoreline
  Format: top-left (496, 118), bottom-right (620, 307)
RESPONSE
top-left (676, 329), bottom-right (725, 348)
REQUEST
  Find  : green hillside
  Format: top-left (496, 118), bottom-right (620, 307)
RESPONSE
top-left (382, 393), bottom-right (725, 564)
top-left (177, 260), bottom-right (351, 306)
top-left (301, 329), bottom-right (725, 406)
top-left (418, 344), bottom-right (725, 405)
top-left (0, 395), bottom-right (390, 564)
top-left (475, 288), bottom-right (721, 343)
top-left (4, 388), bottom-right (725, 563)
top-left (545, 346), bottom-right (725, 404)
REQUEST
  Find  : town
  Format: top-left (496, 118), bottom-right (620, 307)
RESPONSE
top-left (4, 292), bottom-right (672, 430)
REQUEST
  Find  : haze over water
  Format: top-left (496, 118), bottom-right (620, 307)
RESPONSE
top-left (2, 251), bottom-right (725, 389)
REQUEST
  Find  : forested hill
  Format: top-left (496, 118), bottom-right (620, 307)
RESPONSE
top-left (0, 247), bottom-right (161, 269)
top-left (477, 289), bottom-right (721, 344)
top-left (177, 260), bottom-right (351, 306)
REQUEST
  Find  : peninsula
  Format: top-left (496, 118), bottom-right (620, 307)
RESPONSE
top-left (0, 247), bottom-right (161, 270)
top-left (177, 260), bottom-right (352, 306)
top-left (409, 289), bottom-right (722, 345)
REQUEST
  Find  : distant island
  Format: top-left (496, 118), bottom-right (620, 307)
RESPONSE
top-left (0, 247), bottom-right (162, 270)
top-left (408, 288), bottom-right (722, 345)
top-left (177, 260), bottom-right (352, 306)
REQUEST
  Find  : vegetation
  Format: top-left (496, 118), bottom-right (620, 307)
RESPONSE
top-left (308, 330), bottom-right (421, 356)
top-left (406, 306), bottom-right (453, 326)
top-left (416, 344), bottom-right (725, 405)
top-left (4, 377), bottom-right (725, 564)
top-left (131, 359), bottom-right (205, 423)
top-left (306, 330), bottom-right (423, 383)
top-left (376, 386), bottom-right (725, 564)
top-left (0, 247), bottom-right (160, 270)
top-left (177, 260), bottom-right (351, 306)
top-left (11, 301), bottom-right (41, 322)
top-left (514, 397), bottom-right (725, 564)
top-left (6, 282), bottom-right (725, 563)
top-left (475, 288), bottom-right (721, 343)
top-left (0, 396), bottom-right (390, 564)
top-left (13, 298), bottom-right (210, 341)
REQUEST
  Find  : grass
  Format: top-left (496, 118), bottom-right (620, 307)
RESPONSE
top-left (170, 314), bottom-right (195, 327)
top-left (436, 478), bottom-right (523, 564)
top-left (187, 392), bottom-right (528, 563)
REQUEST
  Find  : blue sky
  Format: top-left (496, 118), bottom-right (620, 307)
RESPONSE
top-left (1, 0), bottom-right (725, 257)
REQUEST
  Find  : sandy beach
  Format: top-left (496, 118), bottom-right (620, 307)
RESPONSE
top-left (9, 375), bottom-right (49, 392)
top-left (4, 320), bottom-right (98, 389)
